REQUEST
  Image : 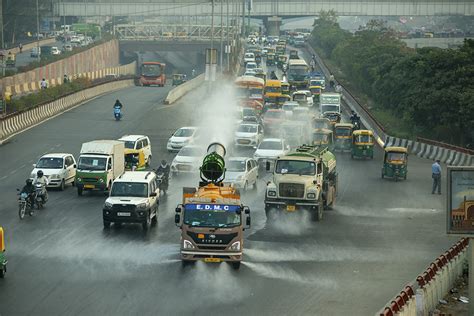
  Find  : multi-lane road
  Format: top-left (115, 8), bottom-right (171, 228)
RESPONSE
top-left (0, 52), bottom-right (458, 315)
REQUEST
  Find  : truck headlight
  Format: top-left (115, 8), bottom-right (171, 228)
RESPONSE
top-left (77, 177), bottom-right (82, 182)
top-left (137, 202), bottom-right (149, 210)
top-left (104, 202), bottom-right (113, 209)
top-left (183, 240), bottom-right (195, 249)
top-left (268, 190), bottom-right (276, 197)
top-left (230, 241), bottom-right (241, 251)
top-left (98, 178), bottom-right (104, 183)
top-left (307, 193), bottom-right (316, 199)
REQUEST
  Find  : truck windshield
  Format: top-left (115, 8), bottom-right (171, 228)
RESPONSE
top-left (184, 207), bottom-right (241, 228)
top-left (111, 182), bottom-right (148, 197)
top-left (293, 94), bottom-right (306, 101)
top-left (122, 141), bottom-right (135, 149)
top-left (321, 105), bottom-right (340, 113)
top-left (36, 157), bottom-right (63, 169)
top-left (77, 157), bottom-right (107, 171)
top-left (275, 160), bottom-right (316, 175)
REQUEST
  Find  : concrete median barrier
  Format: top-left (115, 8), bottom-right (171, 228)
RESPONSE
top-left (163, 74), bottom-right (205, 105)
top-left (0, 79), bottom-right (134, 144)
top-left (376, 238), bottom-right (468, 316)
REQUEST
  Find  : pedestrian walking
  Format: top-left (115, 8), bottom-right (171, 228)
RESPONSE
top-left (431, 159), bottom-right (442, 194)
top-left (40, 78), bottom-right (48, 90)
top-left (63, 74), bottom-right (69, 84)
top-left (19, 43), bottom-right (23, 53)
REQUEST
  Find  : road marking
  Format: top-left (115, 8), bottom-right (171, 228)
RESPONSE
top-left (0, 176), bottom-right (7, 180)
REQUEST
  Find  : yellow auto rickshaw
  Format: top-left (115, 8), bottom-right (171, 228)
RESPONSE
top-left (312, 117), bottom-right (331, 130)
top-left (351, 130), bottom-right (374, 159)
top-left (309, 85), bottom-right (322, 102)
top-left (312, 128), bottom-right (334, 148)
top-left (334, 123), bottom-right (353, 152)
top-left (172, 74), bottom-right (187, 86)
top-left (124, 149), bottom-right (146, 171)
top-left (382, 146), bottom-right (408, 181)
top-left (0, 227), bottom-right (6, 278)
top-left (5, 52), bottom-right (15, 67)
top-left (276, 94), bottom-right (291, 107)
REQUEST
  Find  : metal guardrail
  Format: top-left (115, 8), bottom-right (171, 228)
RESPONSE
top-left (417, 136), bottom-right (474, 156)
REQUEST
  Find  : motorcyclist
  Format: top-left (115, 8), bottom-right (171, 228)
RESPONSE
top-left (156, 160), bottom-right (170, 194)
top-left (33, 170), bottom-right (49, 203)
top-left (329, 74), bottom-right (335, 87)
top-left (350, 111), bottom-right (361, 128)
top-left (20, 179), bottom-right (35, 205)
top-left (113, 99), bottom-right (123, 110)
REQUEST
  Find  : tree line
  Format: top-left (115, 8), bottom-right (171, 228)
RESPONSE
top-left (310, 11), bottom-right (474, 148)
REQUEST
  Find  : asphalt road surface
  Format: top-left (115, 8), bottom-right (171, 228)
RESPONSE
top-left (10, 40), bottom-right (65, 69)
top-left (0, 60), bottom-right (458, 315)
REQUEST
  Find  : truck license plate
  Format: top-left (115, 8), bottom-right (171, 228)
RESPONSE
top-left (117, 212), bottom-right (131, 217)
top-left (84, 184), bottom-right (94, 189)
top-left (204, 258), bottom-right (222, 263)
top-left (287, 205), bottom-right (296, 212)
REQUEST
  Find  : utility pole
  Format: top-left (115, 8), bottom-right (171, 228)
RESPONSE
top-left (226, 0), bottom-right (230, 72)
top-left (241, 0), bottom-right (245, 36)
top-left (211, 0), bottom-right (214, 50)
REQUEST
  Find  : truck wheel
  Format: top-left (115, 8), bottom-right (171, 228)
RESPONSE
top-left (181, 260), bottom-right (194, 268)
top-left (313, 202), bottom-right (323, 222)
top-left (381, 170), bottom-right (384, 179)
top-left (231, 262), bottom-right (241, 270)
top-left (265, 207), bottom-right (272, 220)
top-left (103, 220), bottom-right (111, 229)
top-left (0, 265), bottom-right (5, 278)
top-left (151, 208), bottom-right (158, 225)
top-left (77, 187), bottom-right (83, 196)
top-left (147, 156), bottom-right (152, 167)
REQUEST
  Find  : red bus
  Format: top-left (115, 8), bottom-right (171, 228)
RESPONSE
top-left (139, 62), bottom-right (166, 87)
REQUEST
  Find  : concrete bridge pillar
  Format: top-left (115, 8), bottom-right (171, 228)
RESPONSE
top-left (265, 16), bottom-right (282, 36)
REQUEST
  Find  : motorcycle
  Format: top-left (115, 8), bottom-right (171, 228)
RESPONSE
top-left (352, 119), bottom-right (361, 130)
top-left (156, 172), bottom-right (169, 195)
top-left (17, 189), bottom-right (34, 219)
top-left (114, 107), bottom-right (122, 121)
top-left (34, 183), bottom-right (48, 209)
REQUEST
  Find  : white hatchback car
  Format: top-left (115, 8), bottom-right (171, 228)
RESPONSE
top-left (171, 145), bottom-right (206, 175)
top-left (167, 127), bottom-right (199, 152)
top-left (244, 52), bottom-right (255, 64)
top-left (253, 138), bottom-right (290, 164)
top-left (118, 135), bottom-right (152, 165)
top-left (30, 153), bottom-right (76, 190)
top-left (225, 157), bottom-right (259, 190)
top-left (234, 123), bottom-right (264, 148)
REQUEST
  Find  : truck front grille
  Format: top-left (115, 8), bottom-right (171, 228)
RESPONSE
top-left (279, 183), bottom-right (305, 198)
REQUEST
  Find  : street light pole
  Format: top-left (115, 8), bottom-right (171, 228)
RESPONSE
top-left (211, 0), bottom-right (214, 51)
top-left (36, 0), bottom-right (40, 61)
top-left (226, 0), bottom-right (230, 72)
top-left (219, 0), bottom-right (224, 73)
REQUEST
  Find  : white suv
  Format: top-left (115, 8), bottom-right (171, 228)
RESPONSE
top-left (31, 153), bottom-right (76, 190)
top-left (118, 135), bottom-right (152, 165)
top-left (103, 171), bottom-right (160, 230)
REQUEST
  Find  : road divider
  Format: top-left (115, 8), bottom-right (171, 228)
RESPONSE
top-left (163, 74), bottom-right (205, 105)
top-left (306, 44), bottom-right (473, 166)
top-left (0, 79), bottom-right (134, 144)
top-left (376, 238), bottom-right (468, 316)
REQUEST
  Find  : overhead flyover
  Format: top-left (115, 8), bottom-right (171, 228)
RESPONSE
top-left (55, 0), bottom-right (473, 17)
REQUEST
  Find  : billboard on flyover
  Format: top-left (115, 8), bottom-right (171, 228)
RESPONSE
top-left (447, 166), bottom-right (474, 234)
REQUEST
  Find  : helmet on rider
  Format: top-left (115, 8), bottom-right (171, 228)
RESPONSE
top-left (161, 160), bottom-right (167, 167)
top-left (26, 178), bottom-right (33, 185)
top-left (37, 170), bottom-right (44, 177)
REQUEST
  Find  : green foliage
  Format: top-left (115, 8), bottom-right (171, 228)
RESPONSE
top-left (9, 78), bottom-right (91, 113)
top-left (310, 13), bottom-right (474, 147)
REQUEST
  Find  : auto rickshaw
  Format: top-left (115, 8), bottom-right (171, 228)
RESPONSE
top-left (0, 227), bottom-right (6, 278)
top-left (277, 55), bottom-right (288, 69)
top-left (124, 150), bottom-right (146, 171)
top-left (312, 128), bottom-right (334, 148)
top-left (276, 45), bottom-right (285, 55)
top-left (334, 123), bottom-right (353, 152)
top-left (382, 146), bottom-right (408, 181)
top-left (351, 129), bottom-right (374, 159)
top-left (281, 82), bottom-right (290, 95)
top-left (322, 111), bottom-right (341, 126)
top-left (266, 53), bottom-right (276, 66)
top-left (172, 74), bottom-right (187, 86)
top-left (5, 52), bottom-right (15, 67)
top-left (276, 94), bottom-right (291, 107)
top-left (312, 117), bottom-right (331, 130)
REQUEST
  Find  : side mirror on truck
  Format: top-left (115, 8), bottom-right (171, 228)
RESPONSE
top-left (174, 214), bottom-right (181, 226)
top-left (246, 216), bottom-right (251, 228)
